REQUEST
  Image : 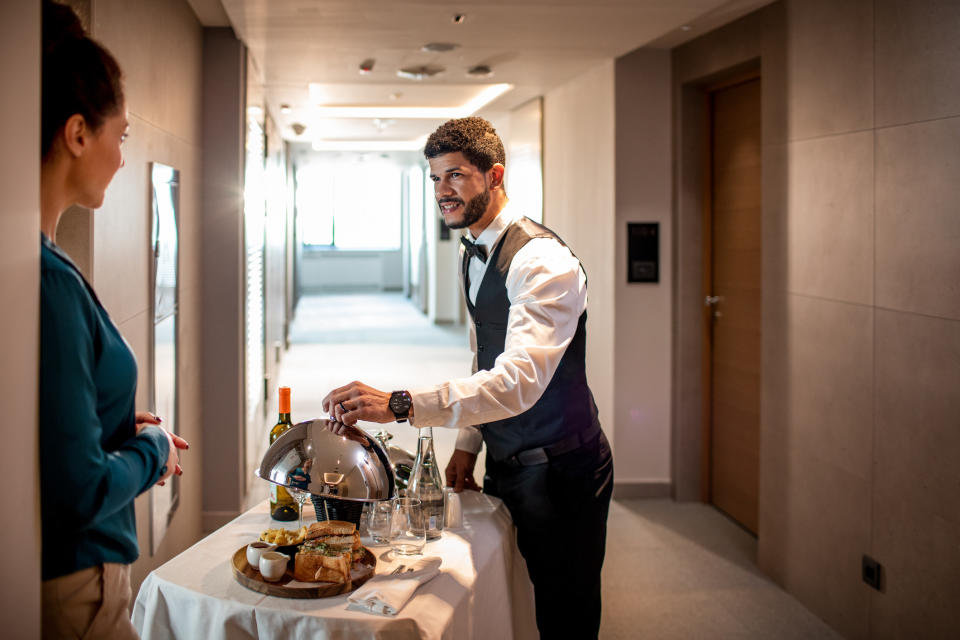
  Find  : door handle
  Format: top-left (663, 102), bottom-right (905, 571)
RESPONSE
top-left (705, 295), bottom-right (721, 306)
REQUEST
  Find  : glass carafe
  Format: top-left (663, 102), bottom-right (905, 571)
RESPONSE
top-left (408, 427), bottom-right (444, 540)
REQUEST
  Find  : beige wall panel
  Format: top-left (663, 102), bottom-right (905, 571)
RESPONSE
top-left (56, 205), bottom-right (93, 279)
top-left (874, 309), bottom-right (960, 525)
top-left (614, 48), bottom-right (673, 485)
top-left (760, 2), bottom-right (787, 148)
top-left (673, 9), bottom-right (762, 85)
top-left (784, 295), bottom-right (874, 478)
top-left (93, 0), bottom-right (203, 144)
top-left (94, 118), bottom-right (202, 323)
top-left (544, 60), bottom-right (616, 450)
top-left (875, 117), bottom-right (960, 320)
top-left (785, 0), bottom-right (873, 141)
top-left (786, 131), bottom-right (873, 305)
top-left (873, 311), bottom-right (960, 636)
top-left (875, 0), bottom-right (960, 127)
top-left (761, 143), bottom-right (788, 295)
top-left (0, 0), bottom-right (40, 635)
top-left (871, 488), bottom-right (960, 638)
top-left (757, 437), bottom-right (871, 640)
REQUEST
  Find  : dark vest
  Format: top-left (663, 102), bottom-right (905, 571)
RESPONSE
top-left (466, 217), bottom-right (600, 462)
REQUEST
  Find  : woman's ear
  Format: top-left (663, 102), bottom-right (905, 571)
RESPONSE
top-left (61, 114), bottom-right (89, 158)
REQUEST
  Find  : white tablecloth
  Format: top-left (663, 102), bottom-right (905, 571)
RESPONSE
top-left (133, 491), bottom-right (537, 640)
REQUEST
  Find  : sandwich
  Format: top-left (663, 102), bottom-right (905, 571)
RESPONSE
top-left (293, 520), bottom-right (361, 583)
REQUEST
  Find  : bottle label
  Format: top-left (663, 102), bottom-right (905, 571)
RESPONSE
top-left (270, 483), bottom-right (277, 504)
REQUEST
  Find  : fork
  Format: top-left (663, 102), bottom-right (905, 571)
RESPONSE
top-left (389, 564), bottom-right (406, 575)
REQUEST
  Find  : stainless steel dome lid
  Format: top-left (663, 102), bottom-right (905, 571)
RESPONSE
top-left (256, 418), bottom-right (395, 501)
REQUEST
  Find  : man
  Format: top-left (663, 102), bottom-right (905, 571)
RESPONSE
top-left (322, 116), bottom-right (613, 638)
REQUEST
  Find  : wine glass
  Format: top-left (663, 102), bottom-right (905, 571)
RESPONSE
top-left (289, 488), bottom-right (310, 529)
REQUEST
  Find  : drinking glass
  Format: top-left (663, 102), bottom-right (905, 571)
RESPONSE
top-left (289, 488), bottom-right (310, 529)
top-left (367, 499), bottom-right (393, 546)
top-left (390, 497), bottom-right (426, 556)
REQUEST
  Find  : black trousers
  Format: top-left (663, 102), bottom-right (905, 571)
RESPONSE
top-left (484, 430), bottom-right (614, 640)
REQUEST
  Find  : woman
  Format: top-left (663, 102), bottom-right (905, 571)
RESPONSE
top-left (39, 3), bottom-right (187, 638)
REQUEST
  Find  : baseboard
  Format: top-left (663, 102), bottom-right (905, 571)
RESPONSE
top-left (612, 480), bottom-right (672, 499)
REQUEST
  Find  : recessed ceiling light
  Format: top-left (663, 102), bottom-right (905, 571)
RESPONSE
top-left (372, 118), bottom-right (396, 132)
top-left (680, 25), bottom-right (692, 31)
top-left (397, 64), bottom-right (445, 80)
top-left (307, 83), bottom-right (513, 119)
top-left (452, 14), bottom-right (466, 24)
top-left (467, 64), bottom-right (493, 78)
top-left (280, 103), bottom-right (291, 114)
top-left (313, 136), bottom-right (429, 152)
top-left (422, 42), bottom-right (459, 53)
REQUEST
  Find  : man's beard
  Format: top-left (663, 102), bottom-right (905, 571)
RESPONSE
top-left (442, 188), bottom-right (490, 229)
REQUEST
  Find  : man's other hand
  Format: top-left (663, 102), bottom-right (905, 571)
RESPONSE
top-left (445, 449), bottom-right (480, 493)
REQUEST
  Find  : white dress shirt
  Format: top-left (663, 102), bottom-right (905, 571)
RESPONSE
top-left (409, 203), bottom-right (588, 454)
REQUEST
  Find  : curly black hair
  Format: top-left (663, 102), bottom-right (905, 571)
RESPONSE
top-left (423, 117), bottom-right (505, 172)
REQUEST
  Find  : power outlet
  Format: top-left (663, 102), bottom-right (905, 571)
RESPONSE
top-left (862, 555), bottom-right (884, 592)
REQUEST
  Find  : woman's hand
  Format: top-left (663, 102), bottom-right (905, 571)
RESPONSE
top-left (136, 412), bottom-right (189, 486)
top-left (135, 411), bottom-right (162, 434)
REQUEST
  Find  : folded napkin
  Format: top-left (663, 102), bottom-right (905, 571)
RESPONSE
top-left (348, 557), bottom-right (443, 616)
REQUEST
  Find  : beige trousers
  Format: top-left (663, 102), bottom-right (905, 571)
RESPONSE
top-left (42, 563), bottom-right (139, 640)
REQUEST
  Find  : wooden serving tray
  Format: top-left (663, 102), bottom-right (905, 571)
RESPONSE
top-left (231, 546), bottom-right (376, 599)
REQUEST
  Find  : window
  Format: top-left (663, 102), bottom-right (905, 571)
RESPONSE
top-left (298, 154), bottom-right (402, 250)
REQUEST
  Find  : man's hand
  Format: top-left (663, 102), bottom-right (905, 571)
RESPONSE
top-left (445, 449), bottom-right (480, 493)
top-left (322, 381), bottom-right (394, 426)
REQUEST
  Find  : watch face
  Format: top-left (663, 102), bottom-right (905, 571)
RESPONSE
top-left (389, 391), bottom-right (411, 416)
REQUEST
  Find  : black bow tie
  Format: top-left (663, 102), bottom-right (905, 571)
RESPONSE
top-left (460, 236), bottom-right (488, 263)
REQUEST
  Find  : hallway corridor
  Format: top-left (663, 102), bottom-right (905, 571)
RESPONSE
top-left (273, 293), bottom-right (839, 639)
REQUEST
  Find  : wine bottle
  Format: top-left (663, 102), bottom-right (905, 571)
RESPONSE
top-left (269, 386), bottom-right (298, 521)
top-left (408, 427), bottom-right (444, 540)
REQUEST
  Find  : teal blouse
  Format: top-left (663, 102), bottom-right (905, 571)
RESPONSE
top-left (40, 235), bottom-right (169, 581)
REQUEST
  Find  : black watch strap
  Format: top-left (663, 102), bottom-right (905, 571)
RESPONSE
top-left (389, 390), bottom-right (412, 423)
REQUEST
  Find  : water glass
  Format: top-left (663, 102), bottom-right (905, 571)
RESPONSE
top-left (390, 497), bottom-right (426, 556)
top-left (367, 499), bottom-right (393, 546)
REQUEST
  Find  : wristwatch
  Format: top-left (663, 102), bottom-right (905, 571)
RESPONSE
top-left (389, 390), bottom-right (412, 423)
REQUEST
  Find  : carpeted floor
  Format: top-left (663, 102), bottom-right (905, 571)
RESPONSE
top-left (273, 292), bottom-right (840, 639)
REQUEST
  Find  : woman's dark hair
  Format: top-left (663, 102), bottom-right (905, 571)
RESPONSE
top-left (424, 117), bottom-right (505, 172)
top-left (41, 0), bottom-right (124, 159)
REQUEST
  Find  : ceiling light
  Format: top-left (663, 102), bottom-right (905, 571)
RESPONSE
top-left (359, 58), bottom-right (375, 74)
top-left (397, 64), bottom-right (445, 80)
top-left (312, 136), bottom-right (428, 152)
top-left (452, 14), bottom-right (466, 24)
top-left (680, 25), bottom-right (692, 31)
top-left (280, 103), bottom-right (291, 114)
top-left (422, 42), bottom-right (459, 53)
top-left (372, 118), bottom-right (396, 132)
top-left (307, 83), bottom-right (513, 119)
top-left (467, 64), bottom-right (493, 78)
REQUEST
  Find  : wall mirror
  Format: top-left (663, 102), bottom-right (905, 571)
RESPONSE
top-left (150, 162), bottom-right (180, 554)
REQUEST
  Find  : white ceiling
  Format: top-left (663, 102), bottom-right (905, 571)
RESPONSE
top-left (191, 0), bottom-right (772, 145)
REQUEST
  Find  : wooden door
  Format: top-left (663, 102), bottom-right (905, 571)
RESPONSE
top-left (705, 77), bottom-right (761, 534)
